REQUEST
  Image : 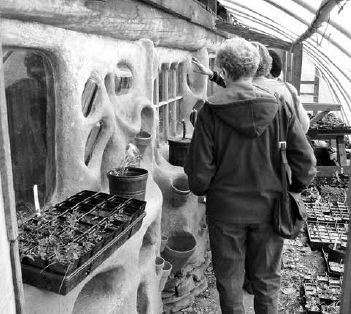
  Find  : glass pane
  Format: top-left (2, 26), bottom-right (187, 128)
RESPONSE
top-left (153, 79), bottom-right (157, 105)
top-left (85, 121), bottom-right (103, 165)
top-left (159, 71), bottom-right (163, 102)
top-left (176, 99), bottom-right (183, 135)
top-left (116, 62), bottom-right (133, 95)
top-left (82, 78), bottom-right (98, 117)
top-left (159, 105), bottom-right (165, 141)
top-left (176, 63), bottom-right (183, 96)
top-left (3, 48), bottom-right (55, 218)
top-left (168, 69), bottom-right (173, 98)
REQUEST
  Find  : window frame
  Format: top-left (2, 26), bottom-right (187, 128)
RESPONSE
top-left (0, 45), bottom-right (57, 313)
top-left (0, 43), bottom-right (25, 314)
top-left (154, 62), bottom-right (184, 143)
top-left (3, 47), bottom-right (57, 212)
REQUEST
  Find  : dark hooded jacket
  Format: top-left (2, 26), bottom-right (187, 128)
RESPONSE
top-left (184, 82), bottom-right (316, 223)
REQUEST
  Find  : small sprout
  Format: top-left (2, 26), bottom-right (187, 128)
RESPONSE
top-left (109, 143), bottom-right (141, 176)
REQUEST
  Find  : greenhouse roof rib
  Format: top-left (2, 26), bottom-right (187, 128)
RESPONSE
top-left (217, 0), bottom-right (351, 124)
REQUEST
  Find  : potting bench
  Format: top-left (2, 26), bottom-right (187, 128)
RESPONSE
top-left (304, 102), bottom-right (351, 175)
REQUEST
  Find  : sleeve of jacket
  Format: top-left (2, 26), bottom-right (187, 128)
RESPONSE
top-left (285, 105), bottom-right (317, 192)
top-left (210, 71), bottom-right (226, 88)
top-left (184, 105), bottom-right (216, 196)
top-left (285, 82), bottom-right (310, 134)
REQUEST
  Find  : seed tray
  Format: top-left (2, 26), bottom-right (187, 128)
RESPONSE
top-left (20, 190), bottom-right (146, 294)
top-left (21, 211), bottom-right (146, 295)
top-left (322, 249), bottom-right (344, 278)
top-left (303, 277), bottom-right (342, 312)
top-left (307, 222), bottom-right (348, 250)
top-left (305, 202), bottom-right (349, 223)
top-left (308, 128), bottom-right (351, 136)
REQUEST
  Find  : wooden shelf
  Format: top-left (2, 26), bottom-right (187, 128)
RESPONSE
top-left (303, 103), bottom-right (341, 111)
top-left (308, 128), bottom-right (351, 138)
top-left (308, 129), bottom-right (349, 168)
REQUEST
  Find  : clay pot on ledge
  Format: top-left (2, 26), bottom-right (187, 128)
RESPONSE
top-left (161, 231), bottom-right (197, 275)
top-left (135, 130), bottom-right (151, 157)
top-left (171, 175), bottom-right (190, 207)
top-left (160, 235), bottom-right (168, 253)
top-left (159, 261), bottom-right (172, 291)
top-left (107, 167), bottom-right (148, 201)
top-left (155, 256), bottom-right (165, 276)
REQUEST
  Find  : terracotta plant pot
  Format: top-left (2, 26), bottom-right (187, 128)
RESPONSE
top-left (159, 261), bottom-right (172, 291)
top-left (171, 175), bottom-right (190, 207)
top-left (161, 231), bottom-right (196, 275)
top-left (135, 131), bottom-right (151, 156)
top-left (155, 256), bottom-right (165, 276)
top-left (107, 167), bottom-right (148, 201)
top-left (160, 235), bottom-right (168, 253)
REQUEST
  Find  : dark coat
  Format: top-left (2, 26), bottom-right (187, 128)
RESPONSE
top-left (184, 82), bottom-right (316, 223)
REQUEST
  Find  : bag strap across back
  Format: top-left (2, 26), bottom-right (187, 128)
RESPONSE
top-left (275, 94), bottom-right (292, 188)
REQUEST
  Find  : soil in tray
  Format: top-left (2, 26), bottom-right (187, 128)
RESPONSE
top-left (79, 214), bottom-right (102, 224)
top-left (109, 212), bottom-right (132, 227)
top-left (75, 203), bottom-right (96, 214)
top-left (76, 190), bottom-right (97, 198)
top-left (75, 221), bottom-right (94, 233)
top-left (104, 220), bottom-right (125, 234)
top-left (92, 202), bottom-right (120, 217)
top-left (108, 195), bottom-right (128, 204)
top-left (121, 205), bottom-right (144, 218)
top-left (67, 194), bottom-right (87, 203)
top-left (22, 216), bottom-right (48, 230)
top-left (83, 197), bottom-right (107, 206)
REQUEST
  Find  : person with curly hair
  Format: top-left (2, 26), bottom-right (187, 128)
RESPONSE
top-left (185, 37), bottom-right (316, 314)
top-left (191, 42), bottom-right (310, 133)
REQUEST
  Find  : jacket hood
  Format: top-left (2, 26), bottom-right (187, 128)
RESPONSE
top-left (207, 83), bottom-right (278, 137)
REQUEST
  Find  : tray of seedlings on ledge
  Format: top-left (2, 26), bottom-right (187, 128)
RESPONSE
top-left (302, 275), bottom-right (342, 313)
top-left (306, 221), bottom-right (348, 250)
top-left (309, 112), bottom-right (351, 134)
top-left (305, 202), bottom-right (349, 223)
top-left (18, 190), bottom-right (146, 295)
top-left (322, 248), bottom-right (345, 278)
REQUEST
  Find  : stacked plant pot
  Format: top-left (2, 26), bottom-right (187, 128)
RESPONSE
top-left (19, 190), bottom-right (146, 295)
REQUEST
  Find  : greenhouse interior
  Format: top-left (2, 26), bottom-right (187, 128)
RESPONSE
top-left (0, 0), bottom-right (351, 313)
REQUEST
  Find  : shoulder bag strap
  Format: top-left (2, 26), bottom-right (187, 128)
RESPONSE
top-left (275, 94), bottom-right (292, 187)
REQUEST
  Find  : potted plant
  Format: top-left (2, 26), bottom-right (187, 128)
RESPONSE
top-left (168, 120), bottom-right (191, 167)
top-left (107, 144), bottom-right (148, 201)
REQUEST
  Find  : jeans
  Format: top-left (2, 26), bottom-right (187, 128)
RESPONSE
top-left (208, 218), bottom-right (284, 314)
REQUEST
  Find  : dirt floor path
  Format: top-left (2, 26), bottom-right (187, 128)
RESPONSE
top-left (190, 230), bottom-right (326, 314)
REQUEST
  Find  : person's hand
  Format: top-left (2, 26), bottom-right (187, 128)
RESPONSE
top-left (191, 57), bottom-right (214, 77)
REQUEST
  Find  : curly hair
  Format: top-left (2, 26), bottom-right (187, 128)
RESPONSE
top-left (251, 42), bottom-right (272, 77)
top-left (215, 38), bottom-right (259, 81)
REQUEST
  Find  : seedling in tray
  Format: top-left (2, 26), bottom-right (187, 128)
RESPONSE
top-left (48, 242), bottom-right (82, 275)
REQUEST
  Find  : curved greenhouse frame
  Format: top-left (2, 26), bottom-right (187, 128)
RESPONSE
top-left (218, 0), bottom-right (351, 122)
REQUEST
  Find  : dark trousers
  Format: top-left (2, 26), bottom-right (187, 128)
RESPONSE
top-left (208, 218), bottom-right (284, 314)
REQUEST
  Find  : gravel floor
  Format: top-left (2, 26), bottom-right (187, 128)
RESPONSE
top-left (189, 230), bottom-right (326, 314)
